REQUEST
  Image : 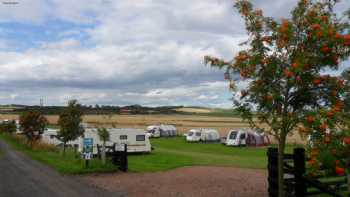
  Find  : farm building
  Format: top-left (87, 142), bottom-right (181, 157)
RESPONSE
top-left (146, 124), bottom-right (177, 138)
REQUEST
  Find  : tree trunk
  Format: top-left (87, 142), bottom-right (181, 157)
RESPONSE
top-left (102, 141), bottom-right (106, 165)
top-left (63, 142), bottom-right (66, 157)
top-left (347, 158), bottom-right (350, 194)
top-left (348, 173), bottom-right (349, 195)
top-left (278, 134), bottom-right (287, 197)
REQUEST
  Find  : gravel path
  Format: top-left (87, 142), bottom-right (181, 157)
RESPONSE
top-left (84, 166), bottom-right (268, 197)
top-left (0, 139), bottom-right (121, 197)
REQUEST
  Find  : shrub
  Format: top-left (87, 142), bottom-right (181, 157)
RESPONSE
top-left (0, 120), bottom-right (17, 133)
top-left (19, 111), bottom-right (48, 146)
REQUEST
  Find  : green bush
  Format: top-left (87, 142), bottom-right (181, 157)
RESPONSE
top-left (0, 120), bottom-right (17, 133)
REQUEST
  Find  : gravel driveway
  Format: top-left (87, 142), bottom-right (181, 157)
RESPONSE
top-left (84, 166), bottom-right (268, 197)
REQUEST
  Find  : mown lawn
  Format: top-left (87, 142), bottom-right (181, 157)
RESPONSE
top-left (0, 133), bottom-right (118, 174)
top-left (128, 137), bottom-right (300, 172)
top-left (0, 132), bottom-right (302, 174)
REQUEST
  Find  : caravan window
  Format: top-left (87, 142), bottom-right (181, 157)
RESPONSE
top-left (195, 132), bottom-right (201, 137)
top-left (229, 131), bottom-right (237, 139)
top-left (147, 129), bottom-right (155, 134)
top-left (151, 129), bottom-right (156, 134)
top-left (120, 135), bottom-right (127, 140)
top-left (188, 132), bottom-right (194, 136)
top-left (136, 135), bottom-right (145, 141)
top-left (240, 133), bottom-right (246, 140)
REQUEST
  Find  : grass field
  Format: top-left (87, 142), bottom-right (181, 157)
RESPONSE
top-left (0, 132), bottom-right (299, 173)
top-left (128, 137), bottom-right (300, 172)
top-left (0, 133), bottom-right (118, 174)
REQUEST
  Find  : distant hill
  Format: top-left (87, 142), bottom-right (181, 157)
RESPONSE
top-left (0, 105), bottom-right (26, 112)
top-left (0, 104), bottom-right (183, 115)
top-left (175, 106), bottom-right (239, 117)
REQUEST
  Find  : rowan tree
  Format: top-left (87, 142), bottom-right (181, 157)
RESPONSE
top-left (19, 111), bottom-right (48, 146)
top-left (205, 0), bottom-right (350, 196)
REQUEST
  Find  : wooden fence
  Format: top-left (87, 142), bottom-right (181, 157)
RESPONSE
top-left (267, 147), bottom-right (348, 197)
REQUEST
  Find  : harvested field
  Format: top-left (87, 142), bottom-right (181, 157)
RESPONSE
top-left (84, 166), bottom-right (267, 197)
top-left (175, 107), bottom-right (214, 113)
top-left (0, 114), bottom-right (305, 144)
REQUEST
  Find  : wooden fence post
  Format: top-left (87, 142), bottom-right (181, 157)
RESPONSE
top-left (268, 147), bottom-right (278, 197)
top-left (294, 148), bottom-right (306, 197)
top-left (347, 156), bottom-right (350, 197)
top-left (119, 144), bottom-right (128, 172)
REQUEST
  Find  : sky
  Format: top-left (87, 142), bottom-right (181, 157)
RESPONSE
top-left (0, 0), bottom-right (348, 107)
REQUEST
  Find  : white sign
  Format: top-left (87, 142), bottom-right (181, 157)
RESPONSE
top-left (83, 152), bottom-right (92, 160)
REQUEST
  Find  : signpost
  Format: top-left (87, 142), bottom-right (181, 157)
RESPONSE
top-left (83, 138), bottom-right (93, 167)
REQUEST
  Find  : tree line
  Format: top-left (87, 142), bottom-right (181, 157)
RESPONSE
top-left (1, 104), bottom-right (184, 115)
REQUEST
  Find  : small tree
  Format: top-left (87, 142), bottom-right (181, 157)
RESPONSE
top-left (205, 1), bottom-right (350, 196)
top-left (98, 127), bottom-right (110, 165)
top-left (57, 100), bottom-right (84, 156)
top-left (19, 111), bottom-right (48, 146)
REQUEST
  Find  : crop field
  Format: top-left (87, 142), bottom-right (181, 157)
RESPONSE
top-left (0, 113), bottom-right (305, 144)
top-left (174, 107), bottom-right (215, 113)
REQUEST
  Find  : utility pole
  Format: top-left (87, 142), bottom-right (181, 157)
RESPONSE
top-left (40, 98), bottom-right (44, 107)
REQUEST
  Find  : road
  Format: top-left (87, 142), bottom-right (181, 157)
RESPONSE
top-left (0, 139), bottom-right (122, 197)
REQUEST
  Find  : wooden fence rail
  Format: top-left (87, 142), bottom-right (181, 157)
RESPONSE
top-left (267, 147), bottom-right (348, 197)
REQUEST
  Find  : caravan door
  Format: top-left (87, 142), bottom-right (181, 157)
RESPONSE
top-left (226, 131), bottom-right (237, 146)
top-left (238, 132), bottom-right (246, 146)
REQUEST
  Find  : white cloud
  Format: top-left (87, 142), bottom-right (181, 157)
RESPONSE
top-left (0, 0), bottom-right (348, 107)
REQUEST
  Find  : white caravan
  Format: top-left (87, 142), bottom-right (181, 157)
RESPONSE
top-left (14, 120), bottom-right (21, 133)
top-left (146, 124), bottom-right (177, 138)
top-left (80, 128), bottom-right (151, 154)
top-left (223, 129), bottom-right (270, 146)
top-left (41, 128), bottom-right (80, 147)
top-left (41, 128), bottom-right (62, 146)
top-left (186, 129), bottom-right (220, 142)
top-left (40, 127), bottom-right (152, 154)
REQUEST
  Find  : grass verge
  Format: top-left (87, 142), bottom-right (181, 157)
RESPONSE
top-left (0, 132), bottom-right (118, 174)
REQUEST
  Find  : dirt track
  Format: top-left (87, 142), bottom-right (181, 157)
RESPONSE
top-left (0, 139), bottom-right (119, 197)
top-left (85, 166), bottom-right (268, 197)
